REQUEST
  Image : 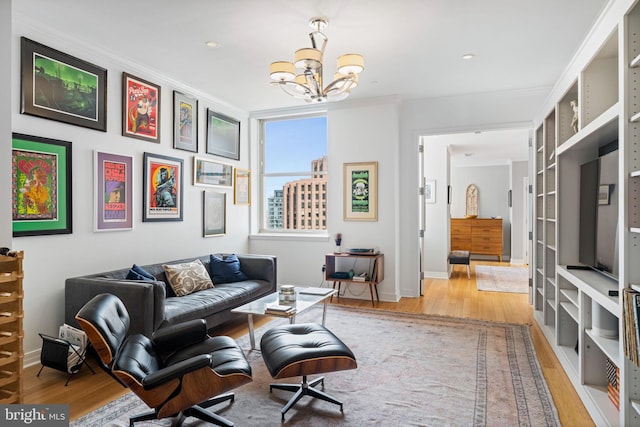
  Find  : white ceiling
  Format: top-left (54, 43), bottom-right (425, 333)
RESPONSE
top-left (444, 128), bottom-right (531, 167)
top-left (14, 0), bottom-right (609, 162)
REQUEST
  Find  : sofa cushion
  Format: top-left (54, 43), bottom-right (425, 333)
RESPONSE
top-left (209, 254), bottom-right (249, 284)
top-left (163, 259), bottom-right (214, 296)
top-left (126, 264), bottom-right (156, 281)
top-left (163, 280), bottom-right (268, 327)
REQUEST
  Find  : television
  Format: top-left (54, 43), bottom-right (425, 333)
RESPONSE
top-left (578, 141), bottom-right (619, 279)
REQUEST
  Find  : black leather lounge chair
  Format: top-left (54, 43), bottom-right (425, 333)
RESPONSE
top-left (75, 293), bottom-right (252, 427)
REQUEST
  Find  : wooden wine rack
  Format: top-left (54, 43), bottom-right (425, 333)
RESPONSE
top-left (0, 251), bottom-right (23, 404)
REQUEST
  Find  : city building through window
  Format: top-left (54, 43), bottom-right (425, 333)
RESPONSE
top-left (261, 115), bottom-right (327, 232)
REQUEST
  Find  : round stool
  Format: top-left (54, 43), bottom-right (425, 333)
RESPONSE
top-left (260, 323), bottom-right (357, 421)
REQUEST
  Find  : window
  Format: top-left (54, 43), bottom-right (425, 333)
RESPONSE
top-left (261, 115), bottom-right (327, 232)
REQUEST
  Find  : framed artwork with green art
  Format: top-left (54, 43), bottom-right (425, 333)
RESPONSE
top-left (20, 37), bottom-right (107, 131)
top-left (12, 133), bottom-right (73, 236)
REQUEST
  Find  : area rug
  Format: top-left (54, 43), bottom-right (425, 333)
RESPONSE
top-left (475, 265), bottom-right (529, 294)
top-left (71, 306), bottom-right (558, 426)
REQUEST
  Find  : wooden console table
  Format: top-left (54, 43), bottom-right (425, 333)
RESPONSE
top-left (450, 218), bottom-right (503, 261)
top-left (325, 252), bottom-right (384, 306)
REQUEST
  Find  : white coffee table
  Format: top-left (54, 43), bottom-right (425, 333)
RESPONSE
top-left (231, 287), bottom-right (336, 349)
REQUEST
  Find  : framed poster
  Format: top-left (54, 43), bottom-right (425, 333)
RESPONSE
top-left (343, 161), bottom-right (378, 221)
top-left (143, 153), bottom-right (183, 222)
top-left (122, 72), bottom-right (161, 142)
top-left (599, 184), bottom-right (612, 205)
top-left (193, 157), bottom-right (233, 187)
top-left (234, 168), bottom-right (251, 205)
top-left (203, 191), bottom-right (226, 237)
top-left (20, 37), bottom-right (107, 131)
top-left (94, 151), bottom-right (133, 232)
top-left (206, 109), bottom-right (240, 160)
top-left (173, 91), bottom-right (198, 152)
top-left (11, 133), bottom-right (72, 236)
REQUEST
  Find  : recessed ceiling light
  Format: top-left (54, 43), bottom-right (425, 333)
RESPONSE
top-left (205, 40), bottom-right (220, 48)
top-left (462, 53), bottom-right (475, 60)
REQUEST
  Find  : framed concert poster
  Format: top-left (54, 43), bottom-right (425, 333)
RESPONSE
top-left (94, 151), bottom-right (133, 232)
top-left (173, 91), bottom-right (198, 152)
top-left (122, 72), bottom-right (161, 143)
top-left (142, 152), bottom-right (183, 222)
top-left (234, 168), bottom-right (251, 205)
top-left (11, 133), bottom-right (73, 236)
top-left (20, 37), bottom-right (107, 131)
top-left (343, 161), bottom-right (378, 221)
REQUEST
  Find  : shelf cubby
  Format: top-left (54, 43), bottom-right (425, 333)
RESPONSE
top-left (545, 111), bottom-right (556, 169)
top-left (558, 81), bottom-right (580, 144)
top-left (546, 221), bottom-right (556, 248)
top-left (545, 248), bottom-right (556, 278)
top-left (535, 285), bottom-right (544, 312)
top-left (535, 241), bottom-right (544, 268)
top-left (545, 300), bottom-right (556, 328)
top-left (558, 304), bottom-right (579, 373)
top-left (582, 30), bottom-right (619, 129)
top-left (559, 275), bottom-right (579, 307)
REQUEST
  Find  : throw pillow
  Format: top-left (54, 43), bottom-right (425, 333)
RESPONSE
top-left (163, 259), bottom-right (214, 296)
top-left (209, 254), bottom-right (249, 284)
top-left (126, 264), bottom-right (156, 281)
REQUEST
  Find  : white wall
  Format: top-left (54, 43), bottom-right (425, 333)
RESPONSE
top-left (0, 1), bottom-right (11, 246)
top-left (249, 99), bottom-right (400, 302)
top-left (451, 166), bottom-right (510, 219)
top-left (451, 165), bottom-right (511, 259)
top-left (12, 15), bottom-right (252, 364)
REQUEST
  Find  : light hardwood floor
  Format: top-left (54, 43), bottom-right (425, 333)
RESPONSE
top-left (24, 260), bottom-right (594, 426)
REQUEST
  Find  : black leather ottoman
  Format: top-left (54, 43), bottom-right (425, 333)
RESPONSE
top-left (449, 250), bottom-right (471, 279)
top-left (260, 323), bottom-right (357, 421)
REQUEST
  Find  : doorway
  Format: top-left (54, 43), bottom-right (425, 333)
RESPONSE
top-left (419, 128), bottom-right (532, 281)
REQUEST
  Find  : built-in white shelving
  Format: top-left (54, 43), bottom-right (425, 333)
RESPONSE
top-left (531, 2), bottom-right (640, 425)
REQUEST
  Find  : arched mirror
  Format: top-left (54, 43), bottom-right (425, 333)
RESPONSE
top-left (465, 184), bottom-right (478, 218)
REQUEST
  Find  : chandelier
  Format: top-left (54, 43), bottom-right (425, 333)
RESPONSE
top-left (269, 17), bottom-right (364, 103)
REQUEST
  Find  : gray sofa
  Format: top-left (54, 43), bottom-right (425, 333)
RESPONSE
top-left (65, 254), bottom-right (276, 337)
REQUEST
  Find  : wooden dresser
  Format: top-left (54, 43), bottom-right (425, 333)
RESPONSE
top-left (450, 218), bottom-right (503, 261)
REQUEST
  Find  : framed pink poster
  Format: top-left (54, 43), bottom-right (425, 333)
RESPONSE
top-left (122, 72), bottom-right (161, 142)
top-left (94, 151), bottom-right (133, 231)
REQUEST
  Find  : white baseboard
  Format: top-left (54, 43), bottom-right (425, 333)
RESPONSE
top-left (423, 271), bottom-right (449, 279)
top-left (24, 348), bottom-right (41, 368)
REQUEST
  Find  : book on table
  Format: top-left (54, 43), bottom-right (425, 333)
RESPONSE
top-left (264, 303), bottom-right (296, 315)
top-left (298, 287), bottom-right (333, 296)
